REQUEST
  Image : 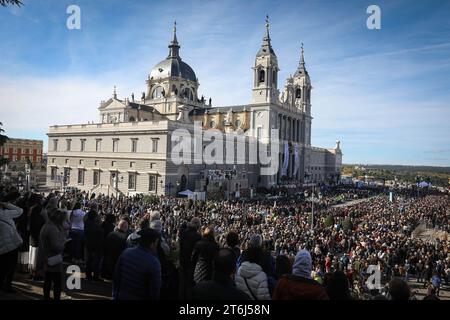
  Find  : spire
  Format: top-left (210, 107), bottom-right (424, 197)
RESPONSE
top-left (300, 43), bottom-right (305, 69)
top-left (264, 14), bottom-right (270, 42)
top-left (257, 14), bottom-right (275, 57)
top-left (295, 43), bottom-right (308, 76)
top-left (173, 20), bottom-right (178, 43)
top-left (168, 20), bottom-right (180, 58)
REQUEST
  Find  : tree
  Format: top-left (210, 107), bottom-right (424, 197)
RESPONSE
top-left (0, 0), bottom-right (23, 7)
top-left (143, 194), bottom-right (159, 205)
top-left (324, 214), bottom-right (334, 228)
top-left (343, 217), bottom-right (353, 231)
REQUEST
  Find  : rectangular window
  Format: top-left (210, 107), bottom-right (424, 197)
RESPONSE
top-left (79, 159), bottom-right (83, 165)
top-left (128, 172), bottom-right (136, 190)
top-left (93, 171), bottom-right (100, 185)
top-left (80, 139), bottom-right (86, 151)
top-left (151, 138), bottom-right (158, 153)
top-left (65, 159), bottom-right (69, 164)
top-left (52, 158), bottom-right (55, 163)
top-left (77, 169), bottom-right (84, 185)
top-left (130, 162), bottom-right (135, 168)
top-left (131, 139), bottom-right (138, 152)
top-left (95, 139), bottom-right (102, 152)
top-left (149, 175), bottom-right (157, 192)
top-left (51, 167), bottom-right (57, 181)
top-left (113, 139), bottom-right (119, 152)
top-left (53, 140), bottom-right (58, 151)
top-left (66, 139), bottom-right (71, 151)
top-left (94, 160), bottom-right (99, 166)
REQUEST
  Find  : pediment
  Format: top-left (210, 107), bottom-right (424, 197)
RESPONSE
top-left (98, 98), bottom-right (126, 111)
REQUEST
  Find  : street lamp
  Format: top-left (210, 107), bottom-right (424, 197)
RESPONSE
top-left (416, 176), bottom-right (420, 198)
top-left (60, 171), bottom-right (65, 192)
top-left (113, 172), bottom-right (123, 198)
top-left (25, 163), bottom-right (31, 192)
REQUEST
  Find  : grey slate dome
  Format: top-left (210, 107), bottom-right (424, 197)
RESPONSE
top-left (150, 57), bottom-right (197, 81)
top-left (149, 21), bottom-right (197, 82)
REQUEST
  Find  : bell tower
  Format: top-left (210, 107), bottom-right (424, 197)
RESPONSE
top-left (292, 43), bottom-right (312, 146)
top-left (252, 15), bottom-right (279, 104)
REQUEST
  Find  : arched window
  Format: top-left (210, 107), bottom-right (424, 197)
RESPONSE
top-left (152, 86), bottom-right (164, 99)
top-left (182, 88), bottom-right (193, 100)
top-left (129, 116), bottom-right (136, 122)
top-left (258, 69), bottom-right (265, 84)
top-left (273, 70), bottom-right (277, 87)
top-left (307, 88), bottom-right (311, 100)
top-left (235, 119), bottom-right (241, 128)
top-left (171, 84), bottom-right (178, 96)
top-left (209, 120), bottom-right (216, 128)
top-left (295, 88), bottom-right (302, 99)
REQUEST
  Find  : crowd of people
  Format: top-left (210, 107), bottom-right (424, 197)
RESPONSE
top-left (0, 183), bottom-right (448, 300)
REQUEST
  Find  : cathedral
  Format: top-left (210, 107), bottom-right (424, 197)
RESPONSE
top-left (46, 18), bottom-right (342, 197)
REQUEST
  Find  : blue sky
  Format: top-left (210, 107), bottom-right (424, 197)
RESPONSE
top-left (0, 0), bottom-right (449, 166)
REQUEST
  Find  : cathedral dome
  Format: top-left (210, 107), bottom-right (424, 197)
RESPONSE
top-left (149, 22), bottom-right (197, 82)
top-left (150, 57), bottom-right (197, 82)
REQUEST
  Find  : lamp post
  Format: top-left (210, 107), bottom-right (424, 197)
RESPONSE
top-left (416, 176), bottom-right (420, 198)
top-left (112, 172), bottom-right (123, 198)
top-left (25, 163), bottom-right (30, 192)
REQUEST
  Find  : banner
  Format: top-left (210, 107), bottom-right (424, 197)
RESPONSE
top-left (281, 141), bottom-right (289, 176)
top-left (293, 143), bottom-right (300, 176)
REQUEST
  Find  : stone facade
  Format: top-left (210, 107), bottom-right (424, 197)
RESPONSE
top-left (46, 19), bottom-right (342, 197)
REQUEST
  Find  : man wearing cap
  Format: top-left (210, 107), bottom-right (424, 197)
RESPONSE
top-left (113, 228), bottom-right (161, 300)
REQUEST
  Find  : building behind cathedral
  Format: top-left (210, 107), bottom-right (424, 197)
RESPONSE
top-left (46, 19), bottom-right (342, 197)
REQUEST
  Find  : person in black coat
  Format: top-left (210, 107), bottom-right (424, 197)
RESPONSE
top-left (28, 195), bottom-right (45, 280)
top-left (102, 219), bottom-right (128, 280)
top-left (102, 214), bottom-right (116, 237)
top-left (178, 217), bottom-right (201, 299)
top-left (194, 248), bottom-right (250, 300)
top-left (157, 237), bottom-right (179, 300)
top-left (83, 209), bottom-right (105, 281)
top-left (192, 227), bottom-right (219, 284)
